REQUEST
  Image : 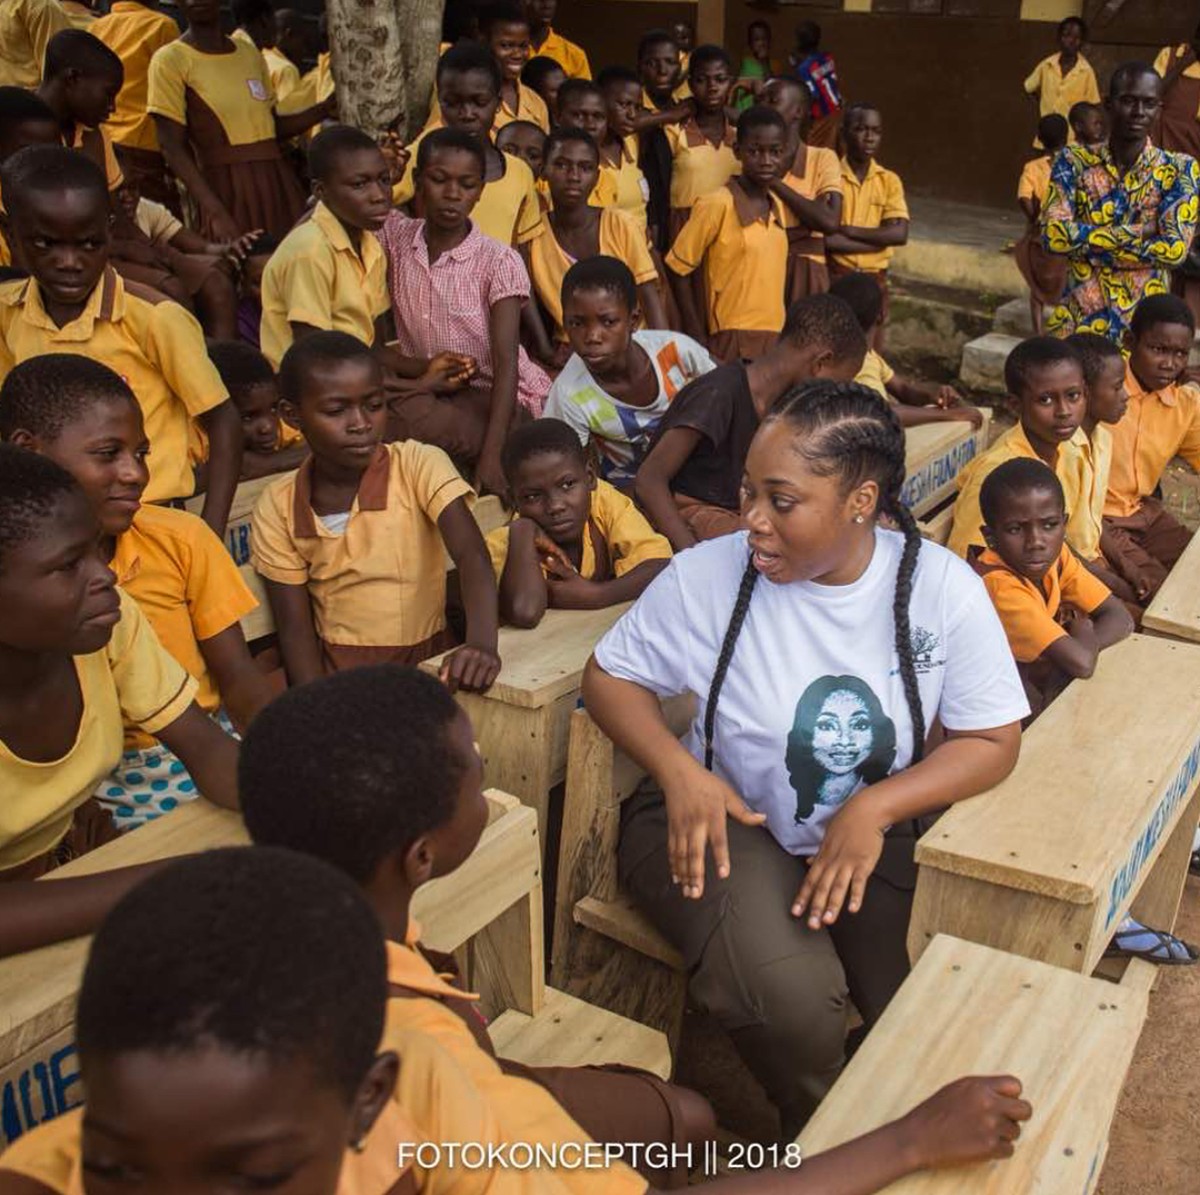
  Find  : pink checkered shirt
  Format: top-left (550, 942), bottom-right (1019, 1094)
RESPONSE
top-left (376, 213), bottom-right (549, 414)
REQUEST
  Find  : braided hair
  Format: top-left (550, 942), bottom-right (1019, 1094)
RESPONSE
top-left (702, 380), bottom-right (926, 774)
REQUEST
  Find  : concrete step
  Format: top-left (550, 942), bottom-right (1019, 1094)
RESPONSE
top-left (993, 297), bottom-right (1041, 337)
top-left (960, 331), bottom-right (1022, 395)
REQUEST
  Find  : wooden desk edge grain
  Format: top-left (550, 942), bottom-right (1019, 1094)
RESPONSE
top-left (1143, 530), bottom-right (1200, 642)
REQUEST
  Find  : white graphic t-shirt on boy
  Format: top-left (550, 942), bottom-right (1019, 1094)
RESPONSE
top-left (594, 529), bottom-right (1028, 856)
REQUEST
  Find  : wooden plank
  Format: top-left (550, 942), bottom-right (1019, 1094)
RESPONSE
top-left (799, 936), bottom-right (1148, 1194)
top-left (489, 987), bottom-right (672, 1079)
top-left (918, 501), bottom-right (955, 546)
top-left (467, 887), bottom-right (545, 1021)
top-left (0, 1027), bottom-right (80, 1149)
top-left (902, 414), bottom-right (990, 519)
top-left (1142, 528), bottom-right (1200, 644)
top-left (574, 895), bottom-right (683, 971)
top-left (910, 635), bottom-right (1200, 975)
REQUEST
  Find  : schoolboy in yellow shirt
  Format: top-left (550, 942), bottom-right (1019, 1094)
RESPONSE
top-left (260, 125), bottom-right (392, 369)
top-left (0, 87), bottom-right (61, 270)
top-left (1023, 16), bottom-right (1099, 146)
top-left (597, 66), bottom-right (653, 234)
top-left (0, 146), bottom-right (242, 535)
top-left (489, 419), bottom-right (671, 628)
top-left (0, 355), bottom-right (272, 829)
top-left (251, 331), bottom-right (501, 690)
top-left (484, 3), bottom-right (551, 135)
top-left (666, 106), bottom-right (789, 362)
top-left (524, 0), bottom-right (590, 80)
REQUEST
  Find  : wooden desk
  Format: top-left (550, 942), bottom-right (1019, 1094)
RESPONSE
top-left (422, 604), bottom-right (631, 838)
top-left (1143, 528), bottom-right (1200, 644)
top-left (908, 635), bottom-right (1200, 987)
top-left (799, 935), bottom-right (1148, 1193)
top-left (902, 415), bottom-right (991, 519)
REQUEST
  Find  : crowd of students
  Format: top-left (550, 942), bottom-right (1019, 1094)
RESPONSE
top-left (0, 1), bottom-right (1197, 1190)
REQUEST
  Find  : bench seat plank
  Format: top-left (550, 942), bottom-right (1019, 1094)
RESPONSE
top-left (1143, 527), bottom-right (1200, 643)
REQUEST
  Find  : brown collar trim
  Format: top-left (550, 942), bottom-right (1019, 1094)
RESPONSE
top-left (290, 444), bottom-right (390, 538)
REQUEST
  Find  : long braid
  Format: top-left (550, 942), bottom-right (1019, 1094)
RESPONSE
top-left (883, 499), bottom-right (926, 764)
top-left (704, 559), bottom-right (758, 769)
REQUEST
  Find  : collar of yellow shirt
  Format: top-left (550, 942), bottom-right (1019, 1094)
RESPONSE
top-left (291, 442), bottom-right (389, 537)
top-left (840, 155), bottom-right (887, 189)
top-left (387, 926), bottom-right (481, 1000)
top-left (679, 115), bottom-right (736, 149)
top-left (727, 177), bottom-right (786, 227)
top-left (12, 265), bottom-right (121, 337)
top-left (311, 198), bottom-right (381, 265)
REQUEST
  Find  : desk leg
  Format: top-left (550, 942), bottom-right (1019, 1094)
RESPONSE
top-left (469, 884), bottom-right (546, 1020)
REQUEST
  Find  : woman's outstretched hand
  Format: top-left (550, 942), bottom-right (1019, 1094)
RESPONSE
top-left (663, 764), bottom-right (765, 899)
top-left (792, 796), bottom-right (886, 928)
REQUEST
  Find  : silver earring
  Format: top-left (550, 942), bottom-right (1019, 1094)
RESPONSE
top-left (854, 514), bottom-right (865, 524)
top-left (351, 1137), bottom-right (367, 1154)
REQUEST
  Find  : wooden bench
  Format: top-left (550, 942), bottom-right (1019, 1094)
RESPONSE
top-left (908, 634), bottom-right (1200, 991)
top-left (1143, 525), bottom-right (1200, 644)
top-left (0, 791), bottom-right (668, 1149)
top-left (421, 604), bottom-right (632, 839)
top-left (798, 934), bottom-right (1148, 1193)
top-left (902, 414), bottom-right (991, 520)
top-left (917, 498), bottom-right (956, 547)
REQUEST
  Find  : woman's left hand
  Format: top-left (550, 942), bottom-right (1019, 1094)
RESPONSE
top-left (791, 797), bottom-right (887, 929)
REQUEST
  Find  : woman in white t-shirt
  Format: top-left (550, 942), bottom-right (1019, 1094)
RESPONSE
top-left (583, 380), bottom-right (1028, 1138)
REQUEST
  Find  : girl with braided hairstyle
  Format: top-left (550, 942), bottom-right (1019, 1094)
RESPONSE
top-left (583, 380), bottom-right (1028, 1138)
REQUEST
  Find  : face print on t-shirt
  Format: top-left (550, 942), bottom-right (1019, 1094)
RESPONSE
top-left (786, 675), bottom-right (897, 824)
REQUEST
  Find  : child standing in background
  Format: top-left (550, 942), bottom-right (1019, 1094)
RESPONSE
top-left (633, 29), bottom-right (691, 255)
top-left (790, 20), bottom-right (841, 150)
top-left (1015, 114), bottom-right (1069, 336)
top-left (484, 3), bottom-right (551, 134)
top-left (520, 55), bottom-right (566, 119)
top-left (597, 65), bottom-right (653, 236)
top-left (1068, 100), bottom-right (1106, 149)
top-left (523, 0), bottom-right (590, 80)
top-left (495, 117), bottom-right (546, 175)
top-left (736, 21), bottom-right (778, 111)
top-left (1023, 16), bottom-right (1099, 146)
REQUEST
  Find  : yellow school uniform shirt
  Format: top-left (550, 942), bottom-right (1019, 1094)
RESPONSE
top-left (1155, 44), bottom-right (1200, 117)
top-left (780, 142), bottom-right (841, 260)
top-left (0, 1102), bottom-right (420, 1195)
top-left (486, 480), bottom-right (671, 579)
top-left (251, 442), bottom-right (473, 655)
top-left (113, 504), bottom-right (257, 750)
top-left (494, 80), bottom-right (551, 135)
top-left (534, 27), bottom-right (591, 79)
top-left (0, 269), bottom-right (228, 503)
top-left (0, 590), bottom-right (195, 871)
top-left (663, 117), bottom-right (738, 210)
top-left (1105, 365), bottom-right (1200, 519)
top-left (315, 49), bottom-right (334, 101)
top-left (530, 208), bottom-right (657, 336)
top-left (135, 196), bottom-right (183, 243)
top-left (59, 0), bottom-right (94, 29)
top-left (384, 934), bottom-right (648, 1195)
top-left (595, 135), bottom-right (649, 232)
top-left (259, 200), bottom-right (390, 369)
top-left (948, 422), bottom-right (1090, 560)
top-left (1023, 52), bottom-right (1100, 141)
top-left (977, 544), bottom-right (1111, 664)
top-left (666, 182), bottom-right (788, 334)
top-left (91, 1), bottom-right (180, 152)
top-left (0, 0), bottom-right (71, 89)
top-left (856, 347), bottom-right (894, 400)
top-left (148, 37), bottom-right (277, 147)
top-left (393, 135), bottom-right (544, 247)
top-left (1064, 422), bottom-right (1111, 561)
top-left (261, 43), bottom-right (315, 116)
top-left (1018, 154), bottom-right (1052, 205)
top-left (830, 157), bottom-right (908, 272)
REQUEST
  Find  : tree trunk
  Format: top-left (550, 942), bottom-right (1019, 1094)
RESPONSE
top-left (325, 0), bottom-right (444, 141)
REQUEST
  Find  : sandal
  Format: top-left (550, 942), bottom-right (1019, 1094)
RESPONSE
top-left (1105, 917), bottom-right (1199, 966)
top-left (1190, 848), bottom-right (1200, 878)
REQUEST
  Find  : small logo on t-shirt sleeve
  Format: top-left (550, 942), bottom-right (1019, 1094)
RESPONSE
top-left (908, 626), bottom-right (944, 675)
top-left (247, 78), bottom-right (269, 101)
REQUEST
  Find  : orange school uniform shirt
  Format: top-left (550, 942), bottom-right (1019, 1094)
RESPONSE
top-left (663, 116), bottom-right (739, 210)
top-left (977, 544), bottom-right (1111, 664)
top-left (91, 1), bottom-right (180, 152)
top-left (780, 141), bottom-right (841, 261)
top-left (250, 441), bottom-right (473, 665)
top-left (666, 182), bottom-right (788, 334)
top-left (1017, 154), bottom-right (1053, 207)
top-left (595, 135), bottom-right (649, 232)
top-left (829, 157), bottom-right (908, 273)
top-left (533, 27), bottom-right (591, 79)
top-left (0, 269), bottom-right (228, 503)
top-left (384, 932), bottom-right (648, 1195)
top-left (494, 79), bottom-right (551, 135)
top-left (113, 503), bottom-right (257, 749)
top-left (1104, 365), bottom-right (1200, 519)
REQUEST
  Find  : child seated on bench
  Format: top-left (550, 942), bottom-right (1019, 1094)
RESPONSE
top-left (250, 332), bottom-right (500, 690)
top-left (1101, 294), bottom-right (1200, 605)
top-left (238, 665), bottom-right (1034, 1193)
top-left (0, 849), bottom-right (415, 1193)
top-left (948, 337), bottom-right (1090, 560)
top-left (489, 419), bottom-right (671, 628)
top-left (830, 271), bottom-right (983, 429)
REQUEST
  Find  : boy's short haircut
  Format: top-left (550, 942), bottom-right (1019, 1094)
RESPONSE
top-left (1058, 15), bottom-right (1087, 39)
top-left (308, 123), bottom-right (381, 182)
top-left (207, 340), bottom-right (275, 399)
top-left (637, 28), bottom-right (677, 62)
top-left (76, 847), bottom-right (388, 1102)
top-left (480, 2), bottom-right (528, 34)
top-left (1065, 331), bottom-right (1124, 388)
top-left (1109, 61), bottom-right (1159, 99)
top-left (521, 55), bottom-right (563, 90)
top-left (980, 456), bottom-right (1065, 527)
top-left (1003, 336), bottom-right (1082, 397)
top-left (438, 42), bottom-right (503, 94)
top-left (828, 272), bottom-right (883, 334)
top-left (764, 74), bottom-right (804, 98)
top-left (545, 126), bottom-right (598, 162)
top-left (495, 119), bottom-right (545, 148)
top-left (1130, 292), bottom-right (1196, 338)
top-left (43, 28), bottom-right (124, 83)
top-left (501, 417), bottom-right (587, 481)
top-left (795, 20), bottom-right (821, 53)
top-left (748, 19), bottom-right (770, 37)
top-left (0, 442), bottom-right (82, 563)
top-left (416, 125), bottom-right (487, 175)
top-left (597, 64), bottom-right (640, 91)
top-left (842, 100), bottom-right (880, 128)
top-left (688, 44), bottom-right (732, 75)
top-left (239, 666), bottom-right (466, 884)
top-left (561, 254), bottom-right (636, 315)
top-left (1038, 113), bottom-right (1069, 151)
top-left (278, 329), bottom-right (377, 406)
top-left (1, 143), bottom-right (108, 220)
top-left (779, 293), bottom-right (868, 365)
top-left (736, 104), bottom-right (787, 142)
top-left (0, 354), bottom-right (135, 441)
top-left (557, 78), bottom-right (604, 110)
top-left (0, 86), bottom-right (57, 129)
top-left (1067, 101), bottom-right (1094, 128)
